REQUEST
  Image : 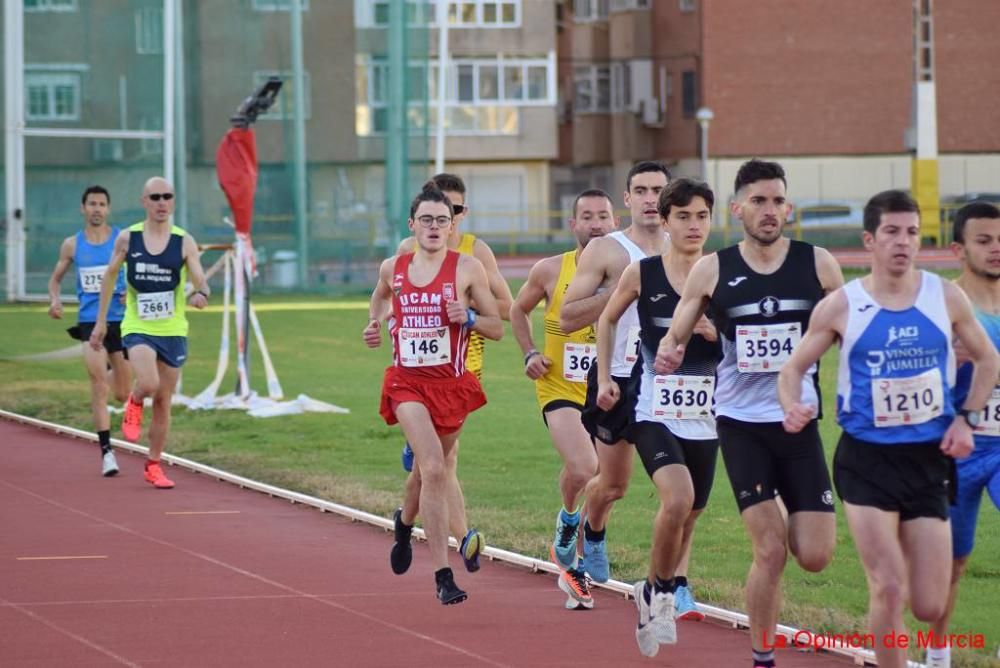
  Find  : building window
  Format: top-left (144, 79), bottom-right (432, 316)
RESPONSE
top-left (253, 0), bottom-right (310, 11)
top-left (24, 0), bottom-right (77, 11)
top-left (135, 7), bottom-right (163, 55)
top-left (139, 116), bottom-right (163, 156)
top-left (679, 0), bottom-right (696, 12)
top-left (574, 0), bottom-right (608, 22)
top-left (360, 1), bottom-right (520, 28)
top-left (573, 65), bottom-right (610, 114)
top-left (357, 54), bottom-right (550, 136)
top-left (252, 71), bottom-right (312, 120)
top-left (92, 139), bottom-right (124, 163)
top-left (610, 0), bottom-right (650, 11)
top-left (681, 70), bottom-right (697, 117)
top-left (25, 72), bottom-right (80, 121)
top-left (610, 62), bottom-right (631, 112)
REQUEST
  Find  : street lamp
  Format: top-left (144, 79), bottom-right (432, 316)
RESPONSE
top-left (695, 106), bottom-right (714, 182)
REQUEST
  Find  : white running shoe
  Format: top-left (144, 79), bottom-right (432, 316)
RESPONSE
top-left (632, 581), bottom-right (660, 657)
top-left (102, 450), bottom-right (119, 477)
top-left (649, 589), bottom-right (677, 644)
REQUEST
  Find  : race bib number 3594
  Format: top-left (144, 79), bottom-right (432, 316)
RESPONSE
top-left (736, 322), bottom-right (801, 372)
top-left (137, 291), bottom-right (175, 321)
top-left (563, 342), bottom-right (596, 383)
top-left (871, 368), bottom-right (944, 428)
top-left (399, 327), bottom-right (452, 368)
top-left (651, 375), bottom-right (715, 421)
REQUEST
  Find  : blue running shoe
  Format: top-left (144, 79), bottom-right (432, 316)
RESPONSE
top-left (401, 442), bottom-right (414, 472)
top-left (581, 536), bottom-right (609, 583)
top-left (551, 511), bottom-right (579, 570)
top-left (674, 584), bottom-right (705, 621)
top-left (460, 528), bottom-right (483, 573)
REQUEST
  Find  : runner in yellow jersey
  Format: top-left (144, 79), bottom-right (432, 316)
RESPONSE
top-left (390, 173), bottom-right (514, 576)
top-left (510, 189), bottom-right (618, 607)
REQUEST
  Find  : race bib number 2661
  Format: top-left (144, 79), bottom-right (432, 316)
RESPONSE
top-left (137, 291), bottom-right (175, 321)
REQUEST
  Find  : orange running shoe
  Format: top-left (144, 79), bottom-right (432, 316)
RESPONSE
top-left (144, 461), bottom-right (175, 489)
top-left (557, 566), bottom-right (593, 609)
top-left (122, 395), bottom-right (144, 442)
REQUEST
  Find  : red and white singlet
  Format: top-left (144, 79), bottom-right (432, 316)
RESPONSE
top-left (389, 250), bottom-right (470, 378)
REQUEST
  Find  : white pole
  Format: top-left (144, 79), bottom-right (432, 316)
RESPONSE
top-left (4, 0), bottom-right (26, 300)
top-left (434, 0), bottom-right (449, 174)
top-left (173, 0), bottom-right (188, 228)
top-left (163, 0), bottom-right (175, 187)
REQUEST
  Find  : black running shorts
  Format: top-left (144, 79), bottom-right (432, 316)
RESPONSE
top-left (630, 421), bottom-right (719, 510)
top-left (834, 431), bottom-right (954, 521)
top-left (717, 416), bottom-right (835, 514)
top-left (581, 362), bottom-right (640, 445)
top-left (75, 321), bottom-right (125, 354)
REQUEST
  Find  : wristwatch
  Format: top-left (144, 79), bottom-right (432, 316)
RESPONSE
top-left (465, 307), bottom-right (477, 329)
top-left (958, 407), bottom-right (982, 428)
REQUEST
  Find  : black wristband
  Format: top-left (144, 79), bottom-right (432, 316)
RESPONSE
top-left (194, 290), bottom-right (209, 299)
top-left (524, 350), bottom-right (540, 365)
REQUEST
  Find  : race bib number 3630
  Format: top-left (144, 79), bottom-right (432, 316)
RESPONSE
top-left (79, 265), bottom-right (107, 293)
top-left (736, 322), bottom-right (801, 372)
top-left (871, 368), bottom-right (944, 428)
top-left (137, 291), bottom-right (175, 320)
top-left (651, 375), bottom-right (715, 421)
top-left (563, 342), bottom-right (596, 383)
top-left (399, 327), bottom-right (452, 367)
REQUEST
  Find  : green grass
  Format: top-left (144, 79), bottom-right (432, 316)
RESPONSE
top-left (1, 279), bottom-right (997, 667)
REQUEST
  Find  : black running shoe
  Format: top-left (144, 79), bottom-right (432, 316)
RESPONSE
top-left (390, 508), bottom-right (413, 575)
top-left (435, 568), bottom-right (467, 605)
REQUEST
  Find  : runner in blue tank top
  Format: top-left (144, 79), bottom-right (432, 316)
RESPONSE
top-left (926, 201), bottom-right (1000, 668)
top-left (778, 190), bottom-right (1000, 668)
top-left (47, 185), bottom-right (130, 477)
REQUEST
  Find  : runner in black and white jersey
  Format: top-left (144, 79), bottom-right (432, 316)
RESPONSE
top-left (560, 161), bottom-right (671, 584)
top-left (596, 178), bottom-right (720, 657)
top-left (654, 160), bottom-right (843, 668)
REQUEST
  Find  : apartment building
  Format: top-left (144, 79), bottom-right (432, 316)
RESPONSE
top-left (555, 0), bottom-right (1000, 210)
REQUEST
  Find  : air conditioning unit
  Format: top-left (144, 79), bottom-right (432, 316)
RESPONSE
top-left (640, 97), bottom-right (664, 127)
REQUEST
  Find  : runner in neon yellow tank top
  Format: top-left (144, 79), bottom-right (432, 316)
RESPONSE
top-left (391, 174), bottom-right (513, 575)
top-left (511, 188), bottom-right (618, 608)
top-left (90, 176), bottom-right (211, 490)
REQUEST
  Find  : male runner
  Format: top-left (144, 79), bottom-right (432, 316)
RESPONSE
top-left (90, 177), bottom-right (210, 489)
top-left (656, 160), bottom-right (843, 668)
top-left (510, 188), bottom-right (618, 608)
top-left (778, 190), bottom-right (999, 668)
top-left (364, 184), bottom-right (502, 604)
top-left (48, 185), bottom-right (130, 476)
top-left (597, 178), bottom-right (720, 656)
top-left (559, 161), bottom-right (671, 587)
top-left (926, 201), bottom-right (1000, 668)
top-left (392, 174), bottom-right (513, 576)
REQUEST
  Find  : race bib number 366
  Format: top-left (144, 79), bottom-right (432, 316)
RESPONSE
top-left (871, 368), bottom-right (944, 427)
top-left (736, 322), bottom-right (800, 372)
top-left (563, 342), bottom-right (596, 383)
top-left (137, 291), bottom-right (175, 320)
top-left (399, 327), bottom-right (452, 367)
top-left (651, 375), bottom-right (715, 421)
top-left (79, 265), bottom-right (107, 293)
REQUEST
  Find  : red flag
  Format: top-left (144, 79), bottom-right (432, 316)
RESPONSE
top-left (216, 127), bottom-right (258, 237)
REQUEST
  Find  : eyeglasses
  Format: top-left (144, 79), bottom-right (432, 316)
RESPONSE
top-left (148, 193), bottom-right (174, 201)
top-left (451, 204), bottom-right (466, 215)
top-left (416, 215), bottom-right (452, 228)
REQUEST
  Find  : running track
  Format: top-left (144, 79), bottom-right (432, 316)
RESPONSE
top-left (0, 419), bottom-right (858, 667)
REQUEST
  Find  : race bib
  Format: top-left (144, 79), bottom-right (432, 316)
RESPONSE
top-left (563, 342), bottom-right (596, 383)
top-left (651, 375), bottom-right (715, 421)
top-left (623, 325), bottom-right (641, 366)
top-left (79, 265), bottom-right (106, 293)
top-left (871, 368), bottom-right (944, 427)
top-left (975, 386), bottom-right (1000, 437)
top-left (136, 291), bottom-right (175, 321)
top-left (398, 327), bottom-right (452, 368)
top-left (736, 322), bottom-right (801, 372)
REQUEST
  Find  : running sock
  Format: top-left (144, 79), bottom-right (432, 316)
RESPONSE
top-left (752, 648), bottom-right (776, 667)
top-left (926, 647), bottom-right (950, 663)
top-left (674, 575), bottom-right (688, 589)
top-left (144, 459), bottom-right (159, 470)
top-left (654, 576), bottom-right (676, 594)
top-left (434, 567), bottom-right (454, 582)
top-left (583, 521), bottom-right (605, 542)
top-left (560, 507), bottom-right (580, 525)
top-left (642, 580), bottom-right (652, 604)
top-left (98, 430), bottom-right (111, 455)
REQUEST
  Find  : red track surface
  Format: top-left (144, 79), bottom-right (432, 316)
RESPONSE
top-left (1, 419), bottom-right (856, 667)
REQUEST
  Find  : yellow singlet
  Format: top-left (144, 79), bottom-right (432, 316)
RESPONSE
top-left (536, 251), bottom-right (595, 410)
top-left (457, 233), bottom-right (485, 379)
